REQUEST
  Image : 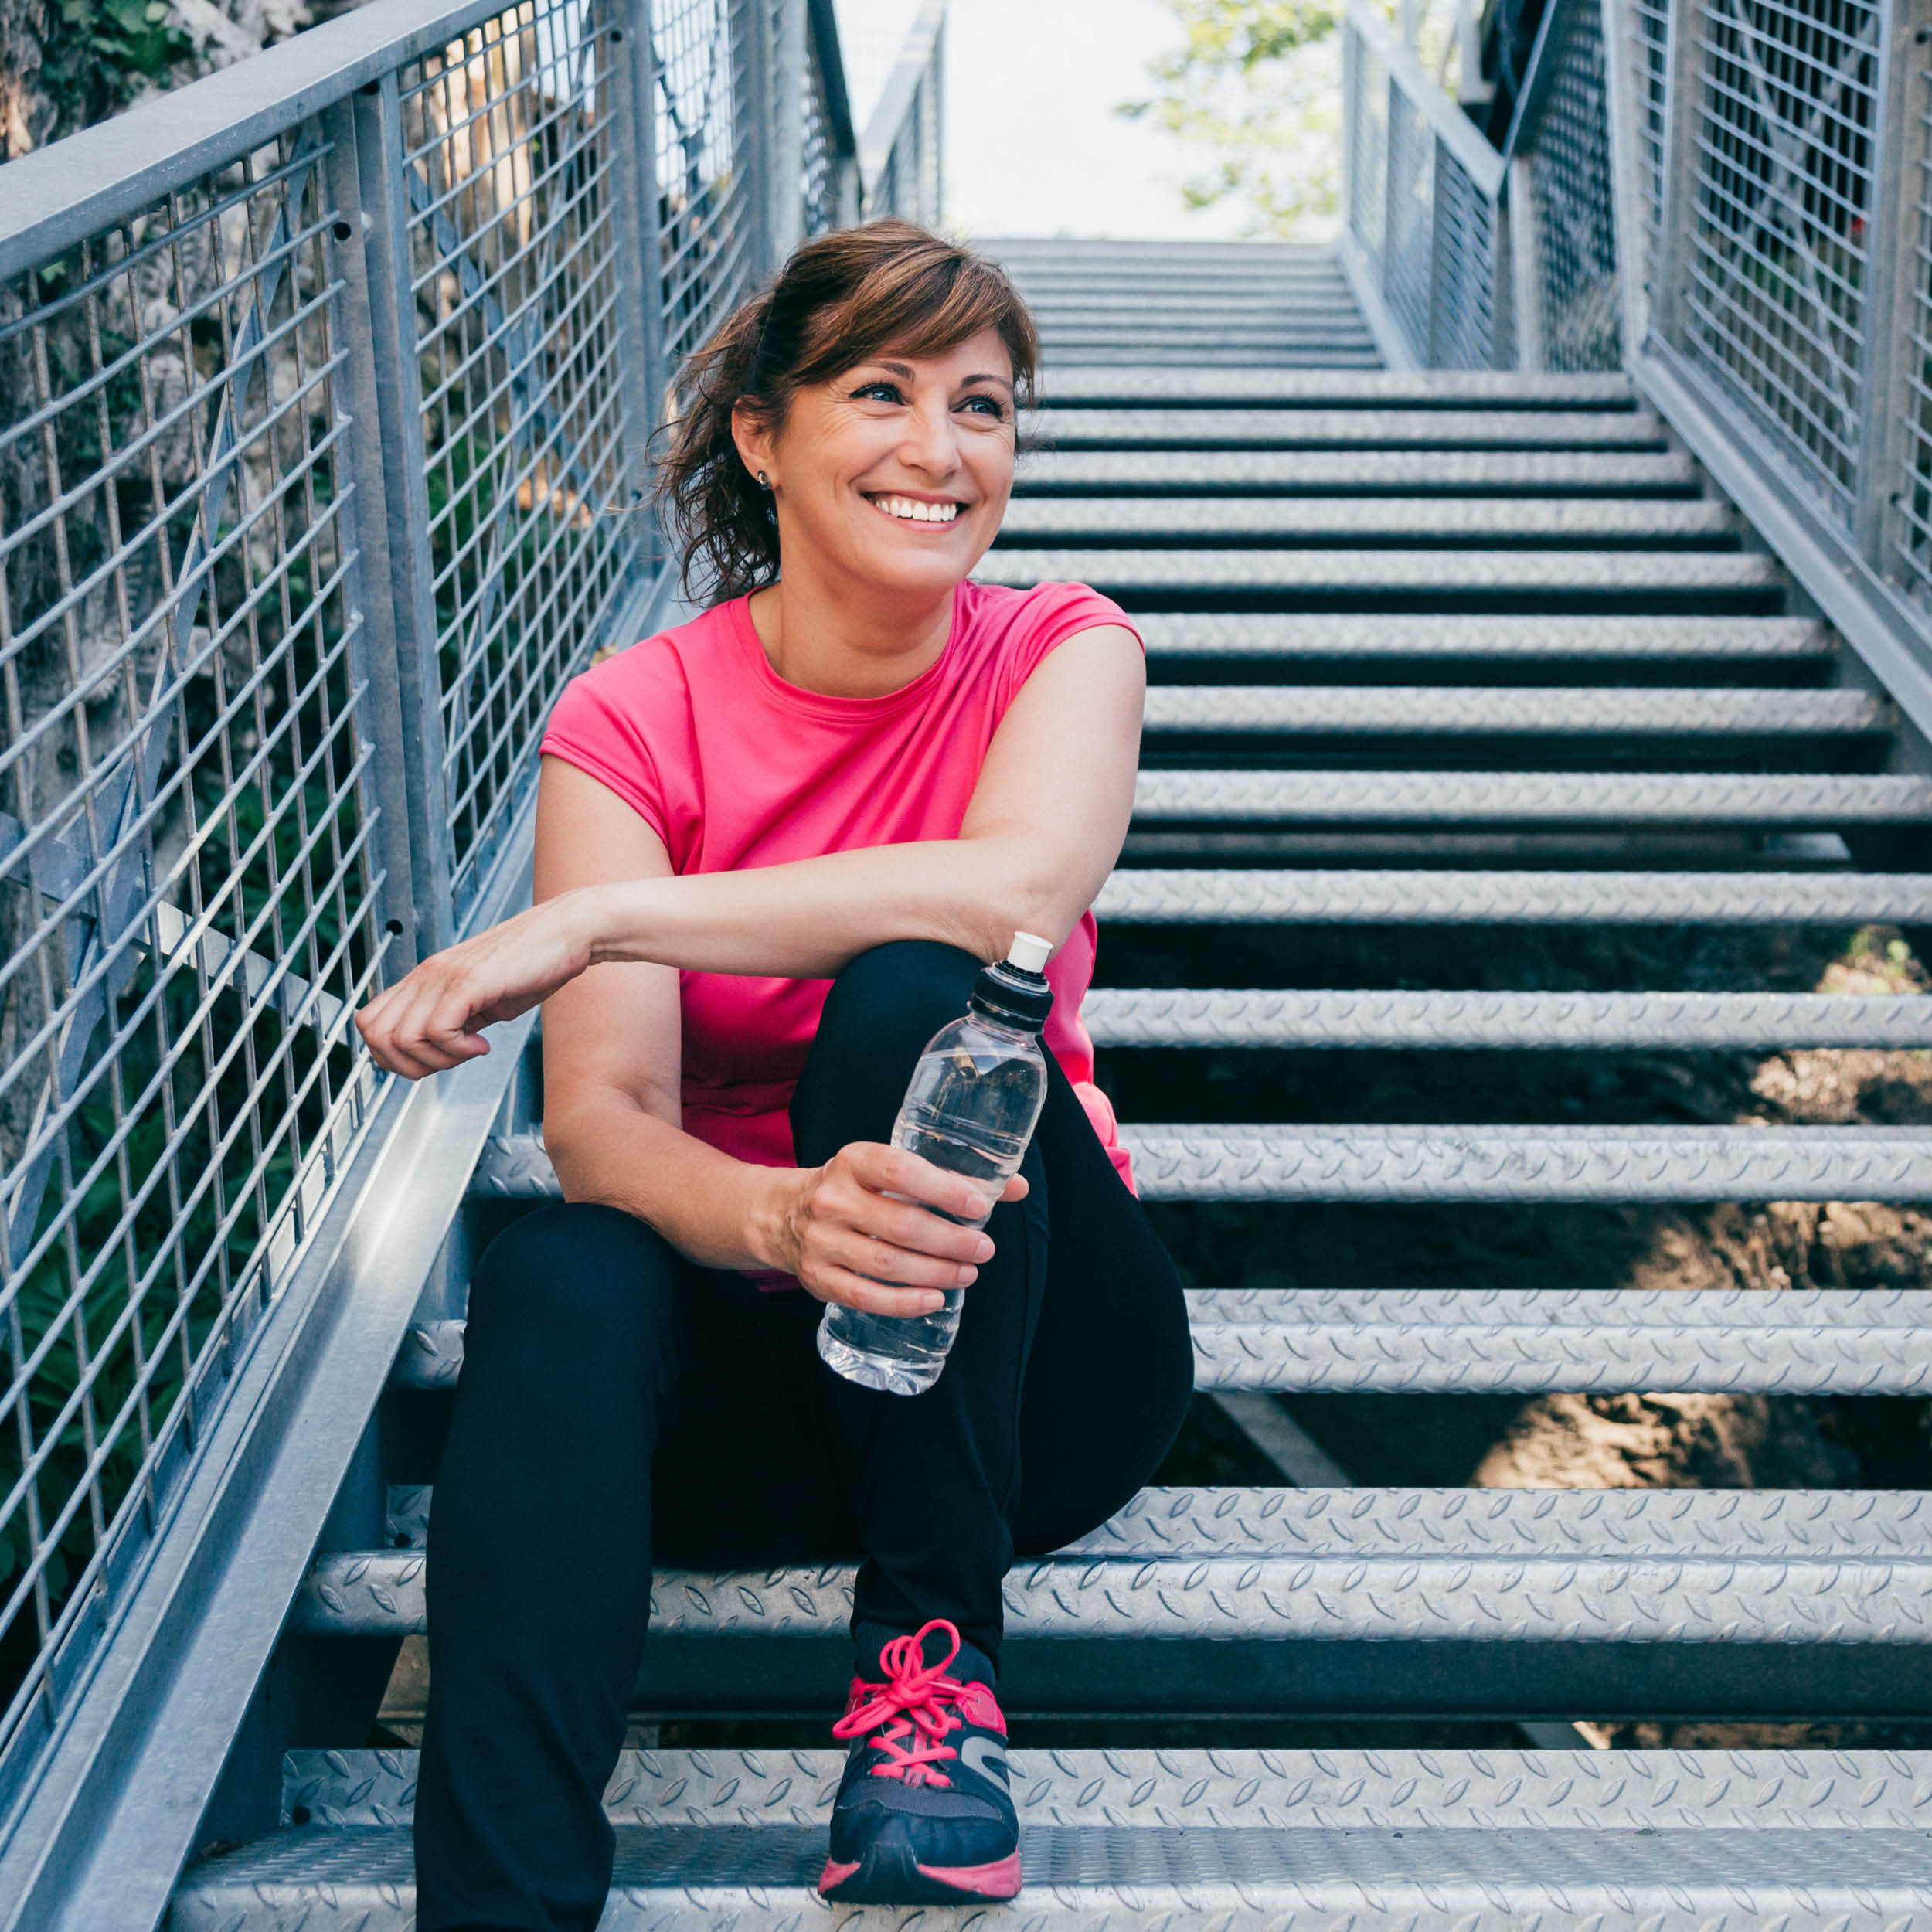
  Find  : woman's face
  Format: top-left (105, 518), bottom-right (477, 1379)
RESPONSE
top-left (745, 328), bottom-right (1018, 605)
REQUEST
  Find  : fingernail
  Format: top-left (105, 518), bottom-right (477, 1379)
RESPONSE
top-left (923, 1295), bottom-right (946, 1312)
top-left (974, 1236), bottom-right (994, 1262)
top-left (957, 1265), bottom-right (976, 1285)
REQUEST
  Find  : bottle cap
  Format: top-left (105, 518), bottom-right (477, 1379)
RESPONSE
top-left (1007, 931), bottom-right (1052, 974)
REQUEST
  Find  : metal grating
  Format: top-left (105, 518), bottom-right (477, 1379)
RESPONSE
top-left (1348, 32), bottom-right (1389, 271)
top-left (655, 0), bottom-right (757, 371)
top-left (1383, 89), bottom-right (1437, 360)
top-left (0, 131), bottom-right (385, 1801)
top-left (396, 3), bottom-right (641, 921)
top-left (800, 11), bottom-right (839, 235)
top-left (1430, 143), bottom-right (1503, 369)
top-left (1682, 0), bottom-right (1882, 526)
top-left (1523, 0), bottom-right (1623, 370)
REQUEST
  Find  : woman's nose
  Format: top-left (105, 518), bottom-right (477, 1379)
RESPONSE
top-left (897, 400), bottom-right (960, 476)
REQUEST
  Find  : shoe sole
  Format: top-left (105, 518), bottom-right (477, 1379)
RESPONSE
top-left (818, 1846), bottom-right (1021, 1903)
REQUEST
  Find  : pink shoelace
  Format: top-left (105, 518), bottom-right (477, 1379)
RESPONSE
top-left (832, 1617), bottom-right (971, 1789)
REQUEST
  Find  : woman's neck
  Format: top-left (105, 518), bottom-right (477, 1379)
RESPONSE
top-left (745, 569), bottom-right (956, 699)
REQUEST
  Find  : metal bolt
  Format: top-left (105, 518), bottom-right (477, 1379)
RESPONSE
top-left (332, 219), bottom-right (353, 243)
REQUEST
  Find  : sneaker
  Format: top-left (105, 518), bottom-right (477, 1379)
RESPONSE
top-left (817, 1617), bottom-right (1020, 1903)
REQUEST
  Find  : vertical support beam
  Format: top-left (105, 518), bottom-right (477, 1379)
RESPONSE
top-left (1341, 19), bottom-right (1359, 241)
top-left (924, 12), bottom-right (946, 227)
top-left (1853, 0), bottom-right (1927, 573)
top-left (1509, 155), bottom-right (1546, 371)
top-left (1649, 0), bottom-right (1705, 353)
top-left (604, 0), bottom-right (666, 568)
top-left (739, 0), bottom-right (777, 279)
top-left (1598, 0), bottom-right (1654, 361)
top-left (352, 75), bottom-right (456, 961)
top-left (318, 98), bottom-right (422, 978)
top-left (770, 0), bottom-right (807, 260)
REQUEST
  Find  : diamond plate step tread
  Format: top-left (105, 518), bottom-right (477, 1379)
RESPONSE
top-left (1082, 985), bottom-right (1932, 1046)
top-left (1192, 1286), bottom-right (1932, 1393)
top-left (1018, 409), bottom-right (1669, 450)
top-left (1027, 370), bottom-right (1637, 406)
top-left (1134, 613), bottom-right (1828, 658)
top-left (294, 1482), bottom-right (1932, 1641)
top-left (1095, 867), bottom-right (1932, 924)
top-left (168, 1827), bottom-right (1932, 1930)
top-left (1133, 771), bottom-right (1932, 824)
top-left (468, 1121), bottom-right (1932, 1203)
top-left (393, 1283), bottom-right (1932, 1395)
top-left (999, 498), bottom-right (1733, 543)
top-left (1138, 687), bottom-right (1880, 735)
top-left (277, 1743), bottom-right (1932, 1829)
top-left (1016, 450), bottom-right (1698, 492)
top-left (981, 549), bottom-right (1778, 593)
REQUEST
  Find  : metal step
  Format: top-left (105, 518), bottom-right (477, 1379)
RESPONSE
top-left (294, 1481), bottom-right (1932, 1650)
top-left (468, 1122), bottom-right (1932, 1203)
top-left (1083, 985), bottom-right (1932, 1046)
top-left (176, 1745), bottom-right (1932, 1930)
top-left (393, 1279), bottom-right (1932, 1396)
top-left (978, 548), bottom-right (1779, 600)
top-left (1031, 369), bottom-right (1638, 406)
top-left (1020, 407), bottom-right (1668, 449)
top-left (1015, 449), bottom-right (1699, 494)
top-left (1134, 613), bottom-right (1829, 660)
top-left (1133, 770), bottom-right (1932, 823)
top-left (1190, 1285), bottom-right (1932, 1392)
top-left (998, 497), bottom-right (1733, 546)
top-left (1030, 346), bottom-right (1389, 369)
top-left (1095, 866), bottom-right (1932, 923)
top-left (1138, 686), bottom-right (1885, 736)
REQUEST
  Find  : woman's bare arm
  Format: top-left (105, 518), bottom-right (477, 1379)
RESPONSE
top-left (355, 623), bottom-right (1142, 1074)
top-left (536, 783), bottom-right (1020, 1313)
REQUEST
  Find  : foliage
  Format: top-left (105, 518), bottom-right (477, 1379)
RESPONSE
top-left (1118, 0), bottom-right (1344, 237)
top-left (38, 0), bottom-right (197, 136)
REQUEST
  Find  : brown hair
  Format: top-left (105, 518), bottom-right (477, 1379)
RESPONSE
top-left (654, 220), bottom-right (1039, 605)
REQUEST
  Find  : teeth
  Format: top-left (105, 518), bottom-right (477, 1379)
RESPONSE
top-left (875, 495), bottom-right (958, 525)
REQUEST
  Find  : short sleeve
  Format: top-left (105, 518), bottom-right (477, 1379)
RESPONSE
top-left (539, 646), bottom-right (678, 849)
top-left (992, 581), bottom-right (1144, 714)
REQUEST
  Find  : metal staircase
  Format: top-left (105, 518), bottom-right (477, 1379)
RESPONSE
top-left (162, 238), bottom-right (1932, 1925)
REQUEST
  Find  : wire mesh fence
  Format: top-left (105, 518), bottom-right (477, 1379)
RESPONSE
top-left (0, 123), bottom-right (385, 1809)
top-left (395, 1), bottom-right (643, 921)
top-left (0, 0), bottom-right (903, 1837)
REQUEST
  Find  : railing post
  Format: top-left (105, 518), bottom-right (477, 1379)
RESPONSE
top-left (1508, 157), bottom-right (1546, 371)
top-left (604, 0), bottom-right (668, 556)
top-left (770, 0), bottom-right (807, 259)
top-left (740, 0), bottom-right (778, 277)
top-left (1854, 0), bottom-right (1930, 575)
top-left (1648, 0), bottom-right (1703, 353)
top-left (318, 98), bottom-right (422, 978)
top-left (352, 74), bottom-right (456, 961)
top-left (1598, 0), bottom-right (1653, 358)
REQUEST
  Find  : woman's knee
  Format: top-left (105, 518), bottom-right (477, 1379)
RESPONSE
top-left (464, 1202), bottom-right (681, 1389)
top-left (817, 941), bottom-right (980, 1060)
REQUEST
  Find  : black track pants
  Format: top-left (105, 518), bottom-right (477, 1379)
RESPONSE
top-left (413, 940), bottom-right (1193, 1932)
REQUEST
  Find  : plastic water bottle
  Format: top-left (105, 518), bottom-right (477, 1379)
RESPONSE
top-left (816, 934), bottom-right (1055, 1395)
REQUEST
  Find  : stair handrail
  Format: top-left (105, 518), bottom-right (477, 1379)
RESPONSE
top-left (859, 0), bottom-right (949, 225)
top-left (0, 1), bottom-right (866, 1922)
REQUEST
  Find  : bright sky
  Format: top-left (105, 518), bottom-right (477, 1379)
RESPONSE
top-left (833, 0), bottom-right (1267, 240)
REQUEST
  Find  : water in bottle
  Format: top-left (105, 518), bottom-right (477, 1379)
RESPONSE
top-left (817, 934), bottom-right (1054, 1395)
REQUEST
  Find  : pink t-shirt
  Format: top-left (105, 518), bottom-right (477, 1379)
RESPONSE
top-left (539, 578), bottom-right (1139, 1200)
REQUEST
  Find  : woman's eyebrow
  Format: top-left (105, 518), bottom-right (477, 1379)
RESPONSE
top-left (958, 374), bottom-right (1015, 393)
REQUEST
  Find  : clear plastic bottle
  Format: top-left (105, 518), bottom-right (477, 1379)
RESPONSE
top-left (816, 934), bottom-right (1055, 1395)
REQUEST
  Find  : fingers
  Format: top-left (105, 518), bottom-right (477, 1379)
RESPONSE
top-left (806, 1264), bottom-right (949, 1318)
top-left (841, 1141), bottom-right (1000, 1225)
top-left (820, 1225), bottom-right (978, 1293)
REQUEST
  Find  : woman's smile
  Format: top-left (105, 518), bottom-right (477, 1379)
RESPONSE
top-left (865, 491), bottom-right (966, 526)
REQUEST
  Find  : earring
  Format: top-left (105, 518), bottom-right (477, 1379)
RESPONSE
top-left (757, 470), bottom-right (772, 489)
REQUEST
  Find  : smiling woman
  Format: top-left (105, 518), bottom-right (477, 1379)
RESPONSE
top-left (352, 221), bottom-right (1193, 1930)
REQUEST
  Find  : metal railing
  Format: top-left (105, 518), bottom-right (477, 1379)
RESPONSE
top-left (860, 0), bottom-right (945, 226)
top-left (1342, 0), bottom-right (1932, 724)
top-left (0, 0), bottom-right (926, 1895)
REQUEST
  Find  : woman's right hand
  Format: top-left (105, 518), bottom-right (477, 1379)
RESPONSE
top-left (355, 889), bottom-right (600, 1078)
top-left (766, 1143), bottom-right (1028, 1315)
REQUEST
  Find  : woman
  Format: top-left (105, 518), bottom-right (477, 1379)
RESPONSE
top-left (356, 220), bottom-right (1194, 1929)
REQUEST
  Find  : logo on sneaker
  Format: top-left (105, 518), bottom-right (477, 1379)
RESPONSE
top-left (958, 1737), bottom-right (1009, 1784)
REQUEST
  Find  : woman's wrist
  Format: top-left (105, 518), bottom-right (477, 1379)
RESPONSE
top-left (742, 1163), bottom-right (804, 1274)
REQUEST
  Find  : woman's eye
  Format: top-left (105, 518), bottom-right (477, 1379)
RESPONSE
top-left (853, 381), bottom-right (903, 403)
top-left (960, 396), bottom-right (1008, 420)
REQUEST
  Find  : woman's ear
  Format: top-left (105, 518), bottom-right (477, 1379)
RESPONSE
top-left (730, 400), bottom-right (777, 493)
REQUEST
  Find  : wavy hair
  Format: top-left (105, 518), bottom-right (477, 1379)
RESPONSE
top-left (654, 220), bottom-right (1039, 605)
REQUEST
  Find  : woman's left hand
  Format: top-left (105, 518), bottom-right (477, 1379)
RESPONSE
top-left (356, 892), bottom-right (599, 1078)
